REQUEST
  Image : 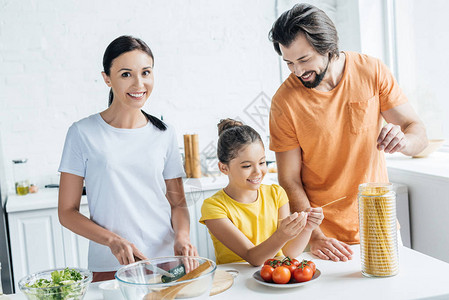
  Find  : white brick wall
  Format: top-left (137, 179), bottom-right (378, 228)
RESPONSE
top-left (0, 0), bottom-right (361, 197)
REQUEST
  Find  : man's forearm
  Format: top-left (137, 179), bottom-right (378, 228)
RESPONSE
top-left (278, 178), bottom-right (310, 213)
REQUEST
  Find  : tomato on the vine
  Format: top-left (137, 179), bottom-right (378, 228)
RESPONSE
top-left (260, 265), bottom-right (275, 282)
top-left (303, 260), bottom-right (316, 275)
top-left (264, 258), bottom-right (281, 268)
top-left (281, 261), bottom-right (297, 274)
top-left (293, 265), bottom-right (313, 282)
top-left (282, 256), bottom-right (300, 267)
top-left (291, 258), bottom-right (300, 266)
top-left (272, 266), bottom-right (291, 284)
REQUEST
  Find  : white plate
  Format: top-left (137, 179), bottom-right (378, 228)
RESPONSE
top-left (252, 269), bottom-right (321, 288)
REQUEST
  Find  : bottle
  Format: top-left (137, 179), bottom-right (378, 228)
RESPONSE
top-left (13, 159), bottom-right (30, 196)
top-left (358, 182), bottom-right (399, 277)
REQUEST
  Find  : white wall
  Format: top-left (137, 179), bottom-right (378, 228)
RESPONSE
top-left (0, 0), bottom-right (282, 194)
top-left (0, 0), bottom-right (363, 196)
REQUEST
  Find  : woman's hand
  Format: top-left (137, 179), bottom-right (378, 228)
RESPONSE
top-left (174, 235), bottom-right (198, 257)
top-left (305, 207), bottom-right (324, 231)
top-left (277, 212), bottom-right (307, 241)
top-left (108, 235), bottom-right (147, 265)
top-left (174, 235), bottom-right (198, 273)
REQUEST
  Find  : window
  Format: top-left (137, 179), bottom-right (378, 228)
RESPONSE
top-left (394, 0), bottom-right (449, 144)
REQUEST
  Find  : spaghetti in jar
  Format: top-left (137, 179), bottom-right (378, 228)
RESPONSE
top-left (358, 182), bottom-right (398, 277)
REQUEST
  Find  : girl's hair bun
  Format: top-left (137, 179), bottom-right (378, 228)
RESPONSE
top-left (217, 118), bottom-right (243, 136)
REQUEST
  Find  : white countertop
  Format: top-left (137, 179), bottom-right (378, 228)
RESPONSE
top-left (5, 189), bottom-right (88, 213)
top-left (5, 174), bottom-right (279, 213)
top-left (386, 151), bottom-right (449, 180)
top-left (6, 245), bottom-right (449, 300)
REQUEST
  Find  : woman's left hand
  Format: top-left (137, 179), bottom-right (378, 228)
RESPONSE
top-left (174, 235), bottom-right (199, 273)
top-left (174, 235), bottom-right (198, 256)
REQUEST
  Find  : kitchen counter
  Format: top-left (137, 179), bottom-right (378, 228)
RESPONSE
top-left (6, 245), bottom-right (449, 299)
top-left (5, 173), bottom-right (279, 213)
top-left (386, 151), bottom-right (449, 180)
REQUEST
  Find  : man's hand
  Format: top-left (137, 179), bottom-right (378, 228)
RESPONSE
top-left (304, 207), bottom-right (324, 231)
top-left (377, 123), bottom-right (406, 154)
top-left (309, 233), bottom-right (353, 262)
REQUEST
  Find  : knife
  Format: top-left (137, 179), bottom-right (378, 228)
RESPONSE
top-left (134, 256), bottom-right (175, 278)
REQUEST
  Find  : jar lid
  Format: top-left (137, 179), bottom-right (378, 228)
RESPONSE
top-left (359, 182), bottom-right (393, 196)
top-left (12, 159), bottom-right (28, 164)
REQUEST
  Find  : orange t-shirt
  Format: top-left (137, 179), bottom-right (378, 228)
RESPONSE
top-left (269, 52), bottom-right (407, 244)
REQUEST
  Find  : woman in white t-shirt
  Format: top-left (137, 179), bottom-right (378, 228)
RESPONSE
top-left (58, 35), bottom-right (197, 282)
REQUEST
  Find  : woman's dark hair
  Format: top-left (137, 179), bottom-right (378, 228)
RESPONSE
top-left (217, 118), bottom-right (263, 164)
top-left (103, 35), bottom-right (166, 131)
top-left (269, 3), bottom-right (339, 60)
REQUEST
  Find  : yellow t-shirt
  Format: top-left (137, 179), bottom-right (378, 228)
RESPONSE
top-left (269, 52), bottom-right (408, 244)
top-left (199, 184), bottom-right (289, 264)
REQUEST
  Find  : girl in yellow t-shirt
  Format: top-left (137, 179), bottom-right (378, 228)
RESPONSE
top-left (200, 119), bottom-right (324, 266)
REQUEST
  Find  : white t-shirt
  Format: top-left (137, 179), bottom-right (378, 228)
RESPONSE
top-left (58, 113), bottom-right (185, 271)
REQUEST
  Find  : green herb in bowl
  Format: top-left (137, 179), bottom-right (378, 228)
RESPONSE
top-left (19, 267), bottom-right (92, 300)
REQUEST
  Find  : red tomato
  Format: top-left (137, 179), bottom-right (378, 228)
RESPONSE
top-left (264, 259), bottom-right (275, 265)
top-left (260, 265), bottom-right (274, 282)
top-left (293, 265), bottom-right (313, 282)
top-left (282, 256), bottom-right (300, 267)
top-left (304, 260), bottom-right (316, 274)
top-left (291, 258), bottom-right (300, 267)
top-left (281, 261), bottom-right (297, 274)
top-left (272, 266), bottom-right (291, 284)
top-left (264, 258), bottom-right (281, 268)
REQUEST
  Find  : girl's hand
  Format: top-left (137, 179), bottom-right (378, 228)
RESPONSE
top-left (277, 212), bottom-right (307, 241)
top-left (305, 207), bottom-right (324, 231)
top-left (108, 235), bottom-right (147, 265)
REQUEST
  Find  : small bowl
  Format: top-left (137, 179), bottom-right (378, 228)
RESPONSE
top-left (115, 256), bottom-right (216, 300)
top-left (18, 267), bottom-right (92, 300)
top-left (99, 280), bottom-right (124, 300)
top-left (412, 139), bottom-right (445, 158)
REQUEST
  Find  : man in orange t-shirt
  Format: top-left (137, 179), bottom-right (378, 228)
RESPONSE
top-left (268, 3), bottom-right (428, 262)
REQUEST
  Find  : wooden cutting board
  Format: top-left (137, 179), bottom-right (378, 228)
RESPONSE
top-left (210, 270), bottom-right (235, 296)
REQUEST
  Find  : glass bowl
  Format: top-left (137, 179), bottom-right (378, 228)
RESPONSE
top-left (115, 256), bottom-right (216, 300)
top-left (18, 267), bottom-right (92, 300)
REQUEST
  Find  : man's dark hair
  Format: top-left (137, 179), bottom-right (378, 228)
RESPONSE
top-left (269, 3), bottom-right (339, 59)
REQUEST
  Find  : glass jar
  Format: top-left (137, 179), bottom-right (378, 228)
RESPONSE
top-left (13, 159), bottom-right (30, 196)
top-left (358, 182), bottom-right (398, 277)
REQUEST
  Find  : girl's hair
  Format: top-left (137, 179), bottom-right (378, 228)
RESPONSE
top-left (102, 35), bottom-right (166, 131)
top-left (217, 118), bottom-right (263, 164)
top-left (269, 3), bottom-right (339, 60)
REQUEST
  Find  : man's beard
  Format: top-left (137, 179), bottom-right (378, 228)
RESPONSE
top-left (298, 57), bottom-right (330, 89)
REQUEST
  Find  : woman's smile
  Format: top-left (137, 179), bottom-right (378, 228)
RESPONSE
top-left (127, 92), bottom-right (146, 100)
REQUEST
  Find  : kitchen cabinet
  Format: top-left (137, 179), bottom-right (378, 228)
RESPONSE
top-left (386, 151), bottom-right (449, 263)
top-left (8, 208), bottom-right (65, 291)
top-left (6, 190), bottom-right (89, 291)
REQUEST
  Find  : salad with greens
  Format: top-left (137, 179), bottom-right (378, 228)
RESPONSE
top-left (23, 268), bottom-right (88, 300)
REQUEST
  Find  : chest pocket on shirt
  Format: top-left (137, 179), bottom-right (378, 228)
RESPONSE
top-left (348, 95), bottom-right (379, 134)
